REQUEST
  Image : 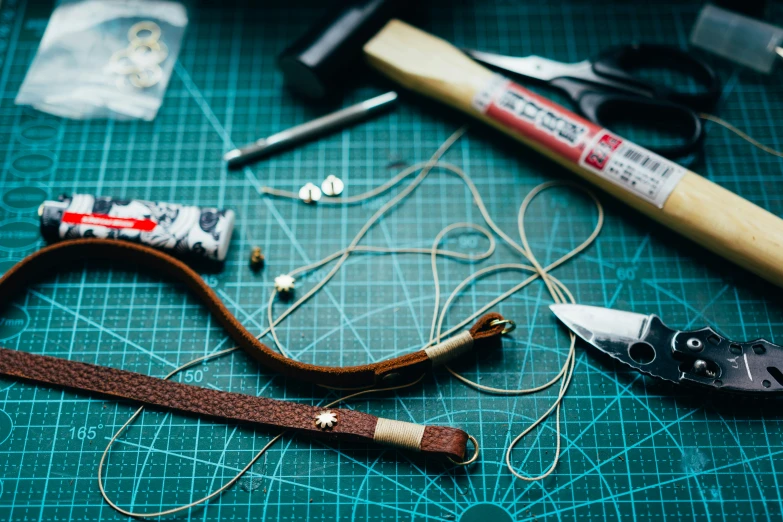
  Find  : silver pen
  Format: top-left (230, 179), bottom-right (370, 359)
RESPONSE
top-left (224, 91), bottom-right (398, 167)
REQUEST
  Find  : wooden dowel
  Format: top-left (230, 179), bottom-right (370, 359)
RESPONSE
top-left (364, 20), bottom-right (783, 287)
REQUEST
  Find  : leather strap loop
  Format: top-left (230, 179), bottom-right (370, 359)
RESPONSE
top-left (0, 348), bottom-right (469, 460)
top-left (0, 239), bottom-right (507, 388)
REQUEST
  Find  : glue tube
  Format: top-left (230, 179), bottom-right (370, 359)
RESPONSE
top-left (39, 194), bottom-right (235, 262)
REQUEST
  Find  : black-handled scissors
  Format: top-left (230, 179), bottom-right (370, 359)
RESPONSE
top-left (465, 44), bottom-right (722, 159)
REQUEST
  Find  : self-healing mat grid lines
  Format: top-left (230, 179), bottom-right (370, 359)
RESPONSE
top-left (1, 0), bottom-right (783, 521)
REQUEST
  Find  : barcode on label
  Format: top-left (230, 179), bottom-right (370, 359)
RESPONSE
top-left (579, 131), bottom-right (686, 208)
top-left (622, 147), bottom-right (670, 176)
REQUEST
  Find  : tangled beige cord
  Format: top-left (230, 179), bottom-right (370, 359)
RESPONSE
top-left (98, 127), bottom-right (604, 516)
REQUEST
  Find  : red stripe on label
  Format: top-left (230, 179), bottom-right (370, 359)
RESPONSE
top-left (476, 79), bottom-right (602, 165)
top-left (61, 212), bottom-right (158, 232)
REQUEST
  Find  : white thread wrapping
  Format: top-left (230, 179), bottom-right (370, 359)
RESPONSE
top-left (424, 330), bottom-right (474, 366)
top-left (373, 418), bottom-right (426, 452)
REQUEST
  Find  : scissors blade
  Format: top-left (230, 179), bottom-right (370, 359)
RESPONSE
top-left (550, 304), bottom-right (682, 384)
top-left (463, 48), bottom-right (593, 81)
top-left (464, 48), bottom-right (652, 97)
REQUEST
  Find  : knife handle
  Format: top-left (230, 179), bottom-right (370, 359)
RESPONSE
top-left (672, 327), bottom-right (783, 394)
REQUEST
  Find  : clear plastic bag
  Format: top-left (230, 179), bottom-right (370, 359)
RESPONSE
top-left (15, 0), bottom-right (188, 121)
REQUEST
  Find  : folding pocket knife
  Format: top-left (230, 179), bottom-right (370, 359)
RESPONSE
top-left (550, 304), bottom-right (783, 394)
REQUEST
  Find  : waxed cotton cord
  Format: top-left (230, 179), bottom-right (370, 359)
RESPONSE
top-left (700, 113), bottom-right (783, 159)
top-left (100, 127), bottom-right (603, 516)
top-left (262, 140), bottom-right (603, 481)
top-left (98, 129), bottom-right (471, 517)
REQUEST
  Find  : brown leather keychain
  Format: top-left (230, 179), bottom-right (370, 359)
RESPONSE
top-left (0, 238), bottom-right (511, 460)
top-left (0, 348), bottom-right (472, 460)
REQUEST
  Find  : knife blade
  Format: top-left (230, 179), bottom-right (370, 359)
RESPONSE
top-left (551, 303), bottom-right (783, 394)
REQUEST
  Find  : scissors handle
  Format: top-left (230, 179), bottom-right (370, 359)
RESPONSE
top-left (583, 92), bottom-right (704, 159)
top-left (592, 44), bottom-right (721, 112)
top-left (553, 75), bottom-right (704, 158)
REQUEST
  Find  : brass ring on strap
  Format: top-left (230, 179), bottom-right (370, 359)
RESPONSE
top-left (490, 319), bottom-right (516, 335)
top-left (448, 434), bottom-right (479, 466)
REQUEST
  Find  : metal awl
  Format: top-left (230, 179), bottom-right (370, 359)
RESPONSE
top-left (224, 91), bottom-right (398, 167)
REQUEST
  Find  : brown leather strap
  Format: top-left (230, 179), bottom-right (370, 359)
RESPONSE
top-left (0, 239), bottom-right (507, 387)
top-left (0, 348), bottom-right (469, 460)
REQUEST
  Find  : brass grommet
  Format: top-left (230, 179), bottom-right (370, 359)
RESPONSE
top-left (129, 65), bottom-right (163, 89)
top-left (108, 48), bottom-right (141, 75)
top-left (130, 40), bottom-right (168, 66)
top-left (128, 21), bottom-right (161, 45)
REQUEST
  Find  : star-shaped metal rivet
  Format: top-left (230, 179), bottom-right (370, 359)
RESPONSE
top-left (315, 411), bottom-right (337, 430)
top-left (274, 274), bottom-right (295, 294)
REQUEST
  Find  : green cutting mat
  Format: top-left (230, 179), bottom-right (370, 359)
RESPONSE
top-left (1, 0), bottom-right (783, 520)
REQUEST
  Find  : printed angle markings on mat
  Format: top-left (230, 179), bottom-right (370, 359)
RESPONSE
top-left (0, 2), bottom-right (781, 521)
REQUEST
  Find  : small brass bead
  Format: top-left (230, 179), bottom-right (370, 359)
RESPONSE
top-left (250, 246), bottom-right (265, 271)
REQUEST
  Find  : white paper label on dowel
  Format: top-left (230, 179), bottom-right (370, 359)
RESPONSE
top-left (579, 131), bottom-right (686, 208)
